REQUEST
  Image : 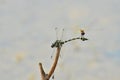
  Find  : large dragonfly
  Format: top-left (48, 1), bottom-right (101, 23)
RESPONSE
top-left (50, 28), bottom-right (88, 80)
top-left (51, 28), bottom-right (88, 48)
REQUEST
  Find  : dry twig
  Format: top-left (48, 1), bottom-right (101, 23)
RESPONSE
top-left (39, 47), bottom-right (61, 80)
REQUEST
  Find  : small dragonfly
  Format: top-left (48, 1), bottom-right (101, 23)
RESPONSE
top-left (51, 28), bottom-right (88, 48)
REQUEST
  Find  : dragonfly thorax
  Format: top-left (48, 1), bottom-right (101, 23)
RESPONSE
top-left (51, 40), bottom-right (64, 48)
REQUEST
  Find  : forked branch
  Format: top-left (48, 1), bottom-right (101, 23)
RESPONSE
top-left (39, 47), bottom-right (61, 80)
top-left (39, 29), bottom-right (88, 80)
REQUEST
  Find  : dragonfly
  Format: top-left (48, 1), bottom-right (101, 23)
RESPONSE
top-left (51, 28), bottom-right (88, 48)
top-left (50, 28), bottom-right (88, 79)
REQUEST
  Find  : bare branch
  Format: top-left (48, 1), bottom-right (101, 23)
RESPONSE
top-left (48, 47), bottom-right (61, 79)
top-left (39, 47), bottom-right (61, 80)
top-left (39, 63), bottom-right (46, 80)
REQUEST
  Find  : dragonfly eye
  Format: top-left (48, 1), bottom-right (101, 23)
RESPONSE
top-left (51, 43), bottom-right (55, 48)
top-left (51, 40), bottom-right (57, 48)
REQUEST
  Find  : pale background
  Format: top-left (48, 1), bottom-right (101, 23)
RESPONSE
top-left (0, 0), bottom-right (120, 80)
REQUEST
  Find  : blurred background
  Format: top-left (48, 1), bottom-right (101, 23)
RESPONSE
top-left (0, 0), bottom-right (120, 80)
